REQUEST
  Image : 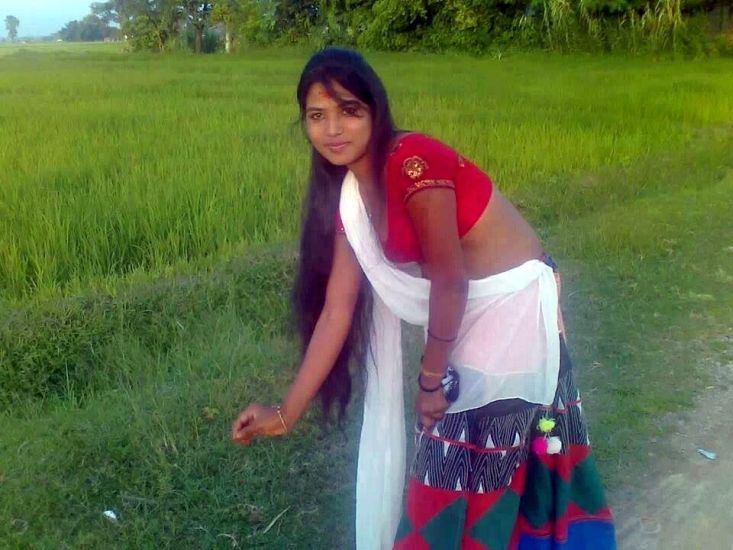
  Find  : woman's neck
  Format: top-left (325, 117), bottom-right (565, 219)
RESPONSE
top-left (349, 130), bottom-right (405, 187)
top-left (348, 154), bottom-right (374, 189)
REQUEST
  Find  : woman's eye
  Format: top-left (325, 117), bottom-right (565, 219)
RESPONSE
top-left (308, 112), bottom-right (323, 121)
top-left (343, 106), bottom-right (361, 117)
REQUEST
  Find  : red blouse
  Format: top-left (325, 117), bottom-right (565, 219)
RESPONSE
top-left (336, 133), bottom-right (493, 263)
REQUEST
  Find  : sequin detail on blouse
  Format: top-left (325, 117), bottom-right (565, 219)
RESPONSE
top-left (403, 156), bottom-right (429, 180)
top-left (403, 179), bottom-right (456, 203)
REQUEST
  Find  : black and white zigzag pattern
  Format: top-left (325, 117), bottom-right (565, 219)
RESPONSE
top-left (469, 409), bottom-right (535, 493)
top-left (409, 344), bottom-right (592, 493)
top-left (410, 407), bottom-right (535, 493)
top-left (548, 367), bottom-right (590, 448)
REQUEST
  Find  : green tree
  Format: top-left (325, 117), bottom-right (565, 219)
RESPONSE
top-left (234, 0), bottom-right (273, 45)
top-left (91, 1), bottom-right (122, 25)
top-left (211, 0), bottom-right (244, 52)
top-left (58, 14), bottom-right (118, 41)
top-left (59, 20), bottom-right (81, 41)
top-left (89, 0), bottom-right (181, 51)
top-left (68, 0), bottom-right (726, 54)
top-left (123, 0), bottom-right (183, 51)
top-left (91, 0), bottom-right (148, 30)
top-left (182, 1), bottom-right (213, 53)
top-left (359, 0), bottom-right (438, 50)
top-left (317, 0), bottom-right (374, 46)
top-left (274, 0), bottom-right (321, 42)
top-left (4, 15), bottom-right (20, 41)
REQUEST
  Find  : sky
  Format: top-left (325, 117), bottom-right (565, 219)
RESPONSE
top-left (1, 0), bottom-right (95, 38)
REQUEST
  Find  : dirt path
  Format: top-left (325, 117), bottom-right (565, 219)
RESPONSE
top-left (612, 353), bottom-right (733, 550)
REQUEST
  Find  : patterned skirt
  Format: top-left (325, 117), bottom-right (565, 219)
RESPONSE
top-left (394, 338), bottom-right (616, 549)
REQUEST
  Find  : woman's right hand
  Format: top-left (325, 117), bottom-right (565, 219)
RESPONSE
top-left (231, 403), bottom-right (287, 445)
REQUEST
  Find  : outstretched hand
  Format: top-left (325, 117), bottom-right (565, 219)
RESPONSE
top-left (231, 403), bottom-right (287, 445)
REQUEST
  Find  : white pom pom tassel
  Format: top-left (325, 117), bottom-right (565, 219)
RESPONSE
top-left (546, 436), bottom-right (563, 455)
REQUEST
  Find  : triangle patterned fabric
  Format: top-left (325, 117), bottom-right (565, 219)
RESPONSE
top-left (394, 338), bottom-right (616, 549)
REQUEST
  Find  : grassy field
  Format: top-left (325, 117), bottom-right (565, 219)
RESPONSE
top-left (0, 44), bottom-right (732, 547)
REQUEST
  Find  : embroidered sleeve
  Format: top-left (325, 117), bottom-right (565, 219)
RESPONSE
top-left (403, 179), bottom-right (456, 203)
top-left (394, 137), bottom-right (458, 204)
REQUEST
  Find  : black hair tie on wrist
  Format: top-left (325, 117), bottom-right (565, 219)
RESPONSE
top-left (418, 372), bottom-right (442, 392)
top-left (427, 329), bottom-right (457, 343)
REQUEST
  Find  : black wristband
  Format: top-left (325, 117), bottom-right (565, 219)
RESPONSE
top-left (418, 372), bottom-right (442, 392)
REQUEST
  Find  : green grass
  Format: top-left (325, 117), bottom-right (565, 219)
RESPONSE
top-left (1, 47), bottom-right (732, 300)
top-left (0, 44), bottom-right (732, 547)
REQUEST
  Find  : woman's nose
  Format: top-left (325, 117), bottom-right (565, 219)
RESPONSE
top-left (326, 114), bottom-right (343, 136)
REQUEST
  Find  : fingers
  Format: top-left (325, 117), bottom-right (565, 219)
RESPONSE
top-left (431, 412), bottom-right (445, 424)
top-left (231, 404), bottom-right (286, 445)
top-left (416, 403), bottom-right (447, 423)
top-left (419, 415), bottom-right (432, 432)
top-left (231, 411), bottom-right (253, 439)
top-left (233, 422), bottom-right (261, 445)
top-left (416, 394), bottom-right (448, 432)
top-left (232, 405), bottom-right (262, 444)
top-left (419, 409), bottom-right (447, 432)
top-left (419, 411), bottom-right (445, 431)
top-left (234, 429), bottom-right (254, 445)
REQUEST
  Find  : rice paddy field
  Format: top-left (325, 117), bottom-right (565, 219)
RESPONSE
top-left (0, 42), bottom-right (732, 547)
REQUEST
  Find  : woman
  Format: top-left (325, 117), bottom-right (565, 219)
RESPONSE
top-left (232, 48), bottom-right (616, 549)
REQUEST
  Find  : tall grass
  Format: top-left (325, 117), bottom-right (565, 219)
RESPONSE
top-left (0, 46), bottom-right (732, 547)
top-left (0, 49), bottom-right (308, 299)
top-left (1, 48), bottom-right (732, 300)
top-left (519, 0), bottom-right (727, 54)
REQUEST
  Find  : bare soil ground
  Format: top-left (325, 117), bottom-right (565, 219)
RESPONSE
top-left (613, 346), bottom-right (733, 550)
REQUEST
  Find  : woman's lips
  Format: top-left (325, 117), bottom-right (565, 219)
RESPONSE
top-left (326, 142), bottom-right (349, 153)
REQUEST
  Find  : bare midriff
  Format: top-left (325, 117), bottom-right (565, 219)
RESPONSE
top-left (344, 133), bottom-right (544, 279)
top-left (454, 188), bottom-right (543, 280)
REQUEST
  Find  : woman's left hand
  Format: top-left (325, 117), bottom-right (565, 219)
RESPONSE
top-left (231, 403), bottom-right (287, 445)
top-left (415, 387), bottom-right (450, 432)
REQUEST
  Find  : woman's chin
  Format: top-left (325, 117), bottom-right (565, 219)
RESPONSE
top-left (327, 157), bottom-right (350, 166)
top-left (322, 152), bottom-right (354, 167)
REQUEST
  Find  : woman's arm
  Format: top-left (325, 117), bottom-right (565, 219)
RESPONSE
top-left (232, 233), bottom-right (363, 444)
top-left (279, 234), bottom-right (363, 427)
top-left (406, 188), bottom-right (468, 428)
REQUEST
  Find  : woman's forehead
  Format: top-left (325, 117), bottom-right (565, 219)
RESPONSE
top-left (306, 81), bottom-right (360, 106)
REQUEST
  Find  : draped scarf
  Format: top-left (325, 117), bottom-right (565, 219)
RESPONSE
top-left (338, 171), bottom-right (560, 549)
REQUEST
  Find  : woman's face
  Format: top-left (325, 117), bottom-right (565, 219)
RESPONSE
top-left (304, 81), bottom-right (372, 169)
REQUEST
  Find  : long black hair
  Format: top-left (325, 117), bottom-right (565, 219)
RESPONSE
top-left (292, 48), bottom-right (398, 422)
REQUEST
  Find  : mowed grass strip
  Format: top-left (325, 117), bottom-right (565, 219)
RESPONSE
top-left (0, 47), bottom-right (731, 547)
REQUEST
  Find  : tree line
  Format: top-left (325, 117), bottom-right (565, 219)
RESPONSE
top-left (66, 0), bottom-right (731, 54)
top-left (4, 15), bottom-right (20, 41)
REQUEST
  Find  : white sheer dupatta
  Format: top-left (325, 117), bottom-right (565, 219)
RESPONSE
top-left (338, 170), bottom-right (560, 549)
